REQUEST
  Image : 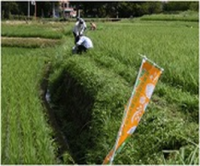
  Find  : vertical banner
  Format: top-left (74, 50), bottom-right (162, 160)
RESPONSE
top-left (103, 56), bottom-right (163, 164)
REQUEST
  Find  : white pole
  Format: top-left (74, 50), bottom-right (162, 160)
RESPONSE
top-left (52, 2), bottom-right (55, 18)
top-left (138, 53), bottom-right (164, 71)
top-left (28, 0), bottom-right (30, 17)
top-left (78, 8), bottom-right (80, 17)
top-left (34, 1), bottom-right (37, 19)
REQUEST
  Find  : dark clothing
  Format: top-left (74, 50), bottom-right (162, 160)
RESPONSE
top-left (77, 45), bottom-right (87, 54)
top-left (73, 32), bottom-right (79, 44)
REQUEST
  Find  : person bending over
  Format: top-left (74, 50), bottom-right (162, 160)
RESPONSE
top-left (90, 22), bottom-right (96, 30)
top-left (72, 35), bottom-right (93, 54)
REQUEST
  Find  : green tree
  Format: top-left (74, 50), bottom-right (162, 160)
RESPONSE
top-left (163, 2), bottom-right (191, 12)
top-left (2, 2), bottom-right (19, 19)
top-left (144, 2), bottom-right (162, 14)
top-left (189, 2), bottom-right (199, 11)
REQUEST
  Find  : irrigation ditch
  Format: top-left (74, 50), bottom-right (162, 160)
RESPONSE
top-left (40, 62), bottom-right (96, 164)
top-left (39, 62), bottom-right (71, 163)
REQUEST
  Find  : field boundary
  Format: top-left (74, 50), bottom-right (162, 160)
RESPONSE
top-left (2, 37), bottom-right (62, 48)
top-left (39, 62), bottom-right (75, 163)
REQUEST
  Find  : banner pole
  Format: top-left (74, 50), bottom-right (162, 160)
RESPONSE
top-left (109, 57), bottom-right (146, 165)
top-left (103, 55), bottom-right (163, 165)
top-left (138, 53), bottom-right (164, 72)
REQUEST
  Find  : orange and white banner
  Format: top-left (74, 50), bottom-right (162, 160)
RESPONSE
top-left (103, 57), bottom-right (163, 164)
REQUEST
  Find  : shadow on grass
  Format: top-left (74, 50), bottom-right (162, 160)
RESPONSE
top-left (40, 64), bottom-right (95, 164)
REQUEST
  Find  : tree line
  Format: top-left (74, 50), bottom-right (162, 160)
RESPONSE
top-left (76, 1), bottom-right (198, 18)
top-left (2, 1), bottom-right (198, 19)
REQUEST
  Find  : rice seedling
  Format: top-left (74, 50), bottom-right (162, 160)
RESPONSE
top-left (2, 47), bottom-right (59, 164)
top-left (1, 21), bottom-right (65, 39)
top-left (140, 10), bottom-right (199, 22)
top-left (2, 37), bottom-right (62, 48)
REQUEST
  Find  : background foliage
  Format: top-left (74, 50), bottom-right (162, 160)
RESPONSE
top-left (1, 1), bottom-right (198, 19)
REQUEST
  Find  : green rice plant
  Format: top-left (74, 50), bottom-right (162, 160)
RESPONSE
top-left (2, 37), bottom-right (62, 48)
top-left (140, 11), bottom-right (199, 22)
top-left (1, 22), bottom-right (65, 39)
top-left (86, 21), bottom-right (198, 94)
top-left (112, 104), bottom-right (198, 164)
top-left (154, 82), bottom-right (198, 123)
top-left (48, 53), bottom-right (198, 164)
top-left (48, 56), bottom-right (131, 164)
top-left (162, 145), bottom-right (199, 165)
top-left (1, 47), bottom-right (59, 164)
top-left (2, 18), bottom-right (198, 165)
top-left (46, 20), bottom-right (198, 164)
top-left (86, 50), bottom-right (137, 85)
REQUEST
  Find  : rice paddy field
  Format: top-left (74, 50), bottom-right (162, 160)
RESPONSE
top-left (1, 12), bottom-right (199, 164)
